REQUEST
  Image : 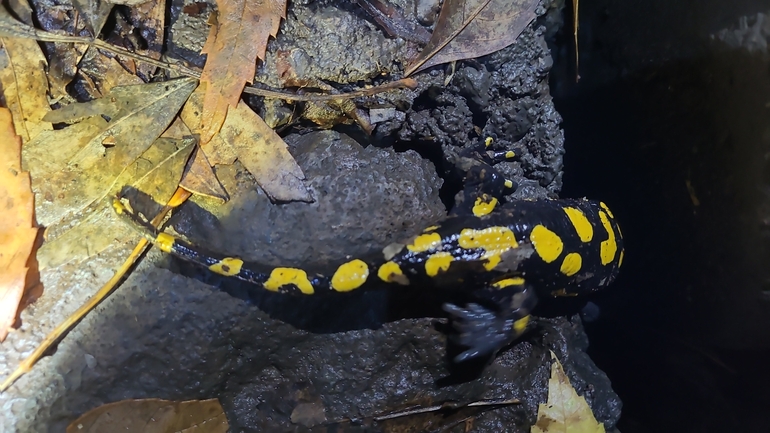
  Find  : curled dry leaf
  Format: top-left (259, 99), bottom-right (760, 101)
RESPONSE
top-left (405, 0), bottom-right (539, 76)
top-left (0, 108), bottom-right (41, 341)
top-left (66, 398), bottom-right (228, 433)
top-left (531, 351), bottom-right (606, 433)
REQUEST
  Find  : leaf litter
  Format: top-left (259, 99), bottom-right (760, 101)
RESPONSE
top-left (23, 77), bottom-right (197, 227)
top-left (0, 0), bottom-right (538, 407)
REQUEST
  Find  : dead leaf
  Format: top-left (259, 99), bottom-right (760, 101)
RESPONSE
top-left (180, 84), bottom-right (237, 166)
top-left (181, 84), bottom-right (311, 202)
top-left (0, 36), bottom-right (52, 142)
top-left (218, 99), bottom-right (312, 202)
top-left (198, 0), bottom-right (287, 143)
top-left (22, 78), bottom-right (197, 227)
top-left (71, 0), bottom-right (113, 36)
top-left (107, 0), bottom-right (152, 5)
top-left (0, 108), bottom-right (41, 341)
top-left (161, 117), bottom-right (228, 201)
top-left (37, 137), bottom-right (195, 269)
top-left (66, 398), bottom-right (228, 433)
top-left (405, 0), bottom-right (539, 76)
top-left (531, 351), bottom-right (606, 433)
top-left (179, 145), bottom-right (229, 201)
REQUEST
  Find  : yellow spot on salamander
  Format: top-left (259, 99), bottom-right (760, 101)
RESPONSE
top-left (422, 225), bottom-right (440, 233)
top-left (618, 249), bottom-right (625, 267)
top-left (377, 261), bottom-right (410, 285)
top-left (600, 202), bottom-right (615, 219)
top-left (493, 277), bottom-right (525, 289)
top-left (485, 137), bottom-right (494, 147)
top-left (563, 207), bottom-right (593, 242)
top-left (483, 254), bottom-right (501, 270)
top-left (264, 267), bottom-right (315, 295)
top-left (472, 196), bottom-right (498, 217)
top-left (156, 233), bottom-right (176, 253)
top-left (406, 232), bottom-right (442, 253)
top-left (504, 150), bottom-right (516, 159)
top-left (331, 259), bottom-right (369, 292)
top-left (209, 257), bottom-right (243, 276)
top-left (425, 252), bottom-right (453, 276)
top-left (598, 211), bottom-right (618, 265)
top-left (458, 226), bottom-right (519, 270)
top-left (504, 179), bottom-right (514, 189)
top-left (513, 315), bottom-right (530, 335)
top-left (559, 252), bottom-right (582, 277)
top-left (530, 225), bottom-right (563, 263)
top-left (459, 226), bottom-right (519, 253)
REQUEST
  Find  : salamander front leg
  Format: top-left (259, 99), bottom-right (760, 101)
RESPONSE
top-left (450, 137), bottom-right (520, 217)
top-left (443, 279), bottom-right (537, 362)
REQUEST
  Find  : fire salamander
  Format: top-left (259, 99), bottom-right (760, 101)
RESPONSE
top-left (114, 139), bottom-right (624, 362)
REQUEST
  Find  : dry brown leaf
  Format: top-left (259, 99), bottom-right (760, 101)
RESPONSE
top-left (181, 84), bottom-right (310, 202)
top-left (77, 50), bottom-right (144, 98)
top-left (405, 0), bottom-right (539, 76)
top-left (0, 108), bottom-right (41, 341)
top-left (198, 0), bottom-right (287, 144)
top-left (66, 398), bottom-right (229, 433)
top-left (179, 145), bottom-right (229, 201)
top-left (37, 137), bottom-right (195, 269)
top-left (180, 84), bottom-right (237, 166)
top-left (218, 99), bottom-right (312, 202)
top-left (531, 351), bottom-right (606, 433)
top-left (23, 78), bottom-right (196, 228)
top-left (160, 117), bottom-right (228, 201)
top-left (0, 37), bottom-right (52, 142)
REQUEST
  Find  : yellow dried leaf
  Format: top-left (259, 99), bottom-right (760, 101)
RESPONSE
top-left (0, 37), bottom-right (52, 142)
top-left (182, 84), bottom-right (310, 202)
top-left (23, 78), bottom-right (196, 227)
top-left (219, 100), bottom-right (312, 202)
top-left (531, 351), bottom-right (605, 433)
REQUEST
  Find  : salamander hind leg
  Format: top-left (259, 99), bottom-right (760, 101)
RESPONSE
top-left (443, 279), bottom-right (538, 362)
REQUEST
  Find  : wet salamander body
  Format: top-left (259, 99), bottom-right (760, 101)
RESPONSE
top-left (115, 141), bottom-right (624, 361)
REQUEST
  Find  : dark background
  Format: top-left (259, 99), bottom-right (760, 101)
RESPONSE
top-left (550, 0), bottom-right (770, 431)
